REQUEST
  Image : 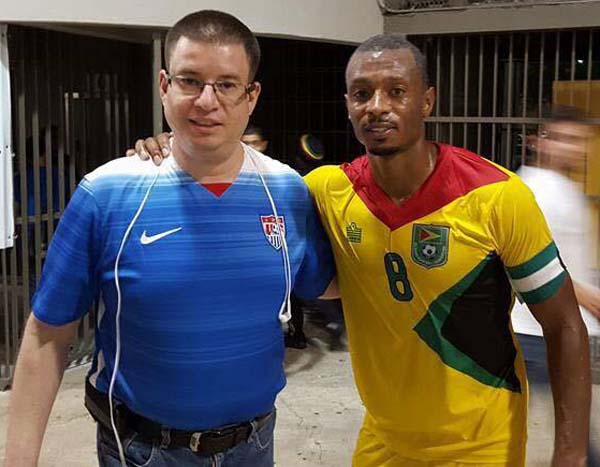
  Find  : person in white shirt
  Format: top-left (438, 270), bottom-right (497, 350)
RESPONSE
top-left (512, 105), bottom-right (600, 466)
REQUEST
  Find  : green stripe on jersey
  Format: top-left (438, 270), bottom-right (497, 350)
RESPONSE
top-left (506, 241), bottom-right (558, 280)
top-left (519, 270), bottom-right (567, 305)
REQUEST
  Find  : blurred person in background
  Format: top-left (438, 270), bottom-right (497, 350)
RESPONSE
top-left (241, 124), bottom-right (269, 153)
top-left (513, 104), bottom-right (600, 466)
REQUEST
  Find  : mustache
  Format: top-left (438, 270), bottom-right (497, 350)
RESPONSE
top-left (365, 118), bottom-right (394, 126)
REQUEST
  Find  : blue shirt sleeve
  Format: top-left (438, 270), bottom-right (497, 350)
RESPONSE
top-left (32, 178), bottom-right (102, 325)
top-left (292, 196), bottom-right (335, 300)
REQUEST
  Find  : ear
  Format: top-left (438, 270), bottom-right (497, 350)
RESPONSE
top-left (247, 82), bottom-right (262, 116)
top-left (422, 86), bottom-right (436, 118)
top-left (159, 70), bottom-right (169, 105)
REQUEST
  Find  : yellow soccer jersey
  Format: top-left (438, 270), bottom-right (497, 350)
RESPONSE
top-left (305, 143), bottom-right (567, 465)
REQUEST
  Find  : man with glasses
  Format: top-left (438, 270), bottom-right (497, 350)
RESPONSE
top-left (4, 10), bottom-right (334, 467)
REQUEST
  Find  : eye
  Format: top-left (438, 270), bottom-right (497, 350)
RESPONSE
top-left (390, 87), bottom-right (406, 98)
top-left (179, 77), bottom-right (201, 87)
top-left (351, 89), bottom-right (371, 102)
top-left (216, 81), bottom-right (239, 93)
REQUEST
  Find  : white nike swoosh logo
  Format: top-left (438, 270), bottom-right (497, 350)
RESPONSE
top-left (140, 227), bottom-right (182, 245)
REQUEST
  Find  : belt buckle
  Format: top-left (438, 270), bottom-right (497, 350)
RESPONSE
top-left (190, 432), bottom-right (202, 452)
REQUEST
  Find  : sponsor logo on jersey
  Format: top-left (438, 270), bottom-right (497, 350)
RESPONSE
top-left (260, 215), bottom-right (286, 250)
top-left (411, 224), bottom-right (449, 268)
top-left (346, 222), bottom-right (362, 243)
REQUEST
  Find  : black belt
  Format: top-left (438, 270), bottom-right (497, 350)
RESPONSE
top-left (85, 379), bottom-right (273, 455)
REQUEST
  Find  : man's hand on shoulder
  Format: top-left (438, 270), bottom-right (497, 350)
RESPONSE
top-left (125, 132), bottom-right (172, 165)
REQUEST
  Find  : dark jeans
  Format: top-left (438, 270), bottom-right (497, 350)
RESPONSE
top-left (96, 411), bottom-right (275, 467)
top-left (518, 334), bottom-right (599, 466)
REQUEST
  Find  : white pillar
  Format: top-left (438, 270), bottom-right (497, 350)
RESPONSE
top-left (0, 24), bottom-right (14, 249)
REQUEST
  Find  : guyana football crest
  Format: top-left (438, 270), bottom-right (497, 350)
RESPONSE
top-left (411, 224), bottom-right (450, 268)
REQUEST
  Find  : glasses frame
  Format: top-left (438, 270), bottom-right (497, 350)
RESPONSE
top-left (166, 74), bottom-right (257, 104)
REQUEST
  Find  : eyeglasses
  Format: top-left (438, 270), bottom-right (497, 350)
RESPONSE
top-left (167, 74), bottom-right (255, 104)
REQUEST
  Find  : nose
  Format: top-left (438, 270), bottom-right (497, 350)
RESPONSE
top-left (365, 89), bottom-right (391, 117)
top-left (193, 83), bottom-right (220, 111)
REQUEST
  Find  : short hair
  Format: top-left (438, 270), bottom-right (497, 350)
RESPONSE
top-left (243, 124), bottom-right (265, 139)
top-left (548, 105), bottom-right (587, 124)
top-left (165, 10), bottom-right (261, 81)
top-left (349, 34), bottom-right (429, 87)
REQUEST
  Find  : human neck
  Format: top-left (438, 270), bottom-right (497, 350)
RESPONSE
top-left (172, 138), bottom-right (245, 183)
top-left (368, 141), bottom-right (437, 206)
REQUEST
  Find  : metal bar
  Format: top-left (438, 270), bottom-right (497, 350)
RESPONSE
top-left (426, 116), bottom-right (552, 124)
top-left (555, 31), bottom-right (560, 83)
top-left (436, 36), bottom-right (441, 141)
top-left (104, 73), bottom-right (112, 165)
top-left (77, 39), bottom-right (87, 178)
top-left (492, 35), bottom-right (499, 161)
top-left (81, 74), bottom-right (88, 176)
top-left (539, 32), bottom-right (545, 119)
top-left (56, 33), bottom-right (66, 214)
top-left (124, 93), bottom-right (130, 148)
top-left (45, 30), bottom-right (55, 240)
top-left (152, 33), bottom-right (163, 135)
top-left (521, 33), bottom-right (529, 167)
top-left (31, 31), bottom-right (42, 286)
top-left (477, 35), bottom-right (483, 154)
top-left (570, 30), bottom-right (576, 105)
top-left (449, 36), bottom-right (455, 145)
top-left (67, 41), bottom-right (76, 196)
top-left (114, 73), bottom-right (120, 157)
top-left (505, 34), bottom-right (514, 169)
top-left (463, 36), bottom-right (469, 148)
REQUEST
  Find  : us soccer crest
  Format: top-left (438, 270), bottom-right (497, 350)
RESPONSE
top-left (260, 215), bottom-right (286, 250)
top-left (411, 224), bottom-right (450, 268)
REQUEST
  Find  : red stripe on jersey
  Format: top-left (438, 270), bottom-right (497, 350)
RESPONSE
top-left (202, 183), bottom-right (232, 197)
top-left (341, 143), bottom-right (508, 231)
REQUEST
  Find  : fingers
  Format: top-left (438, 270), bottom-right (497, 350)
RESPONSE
top-left (134, 139), bottom-right (151, 161)
top-left (157, 132), bottom-right (172, 160)
top-left (141, 137), bottom-right (164, 165)
top-left (128, 133), bottom-right (173, 165)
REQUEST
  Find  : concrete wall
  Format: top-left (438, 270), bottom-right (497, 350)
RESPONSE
top-left (1, 0), bottom-right (383, 44)
top-left (385, 2), bottom-right (600, 35)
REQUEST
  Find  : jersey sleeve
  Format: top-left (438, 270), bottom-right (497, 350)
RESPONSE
top-left (303, 165), bottom-right (337, 223)
top-left (292, 184), bottom-right (336, 300)
top-left (490, 175), bottom-right (567, 305)
top-left (32, 177), bottom-right (102, 325)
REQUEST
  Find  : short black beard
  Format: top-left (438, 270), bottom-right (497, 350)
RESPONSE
top-left (368, 146), bottom-right (401, 157)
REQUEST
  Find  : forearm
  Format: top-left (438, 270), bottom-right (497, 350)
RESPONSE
top-left (544, 322), bottom-right (591, 466)
top-left (319, 278), bottom-right (340, 299)
top-left (3, 316), bottom-right (73, 467)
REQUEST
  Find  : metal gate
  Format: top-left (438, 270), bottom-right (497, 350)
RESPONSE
top-left (409, 29), bottom-right (600, 172)
top-left (0, 25), bottom-right (152, 389)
